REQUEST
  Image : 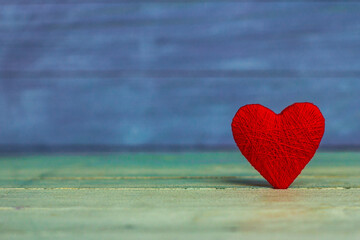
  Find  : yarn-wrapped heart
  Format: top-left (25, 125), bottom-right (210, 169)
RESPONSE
top-left (231, 102), bottom-right (325, 189)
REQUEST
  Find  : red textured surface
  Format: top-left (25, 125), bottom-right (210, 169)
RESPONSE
top-left (231, 103), bottom-right (325, 189)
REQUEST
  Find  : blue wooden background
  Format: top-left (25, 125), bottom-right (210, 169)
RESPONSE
top-left (0, 1), bottom-right (360, 151)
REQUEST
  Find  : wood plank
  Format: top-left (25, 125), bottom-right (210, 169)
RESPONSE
top-left (0, 2), bottom-right (360, 147)
top-left (0, 78), bottom-right (360, 147)
top-left (0, 152), bottom-right (359, 239)
top-left (0, 152), bottom-right (359, 188)
top-left (0, 188), bottom-right (359, 240)
top-left (0, 2), bottom-right (359, 72)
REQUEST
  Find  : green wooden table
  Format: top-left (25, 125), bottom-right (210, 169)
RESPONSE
top-left (0, 152), bottom-right (359, 239)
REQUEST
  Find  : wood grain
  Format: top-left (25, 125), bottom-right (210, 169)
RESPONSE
top-left (0, 2), bottom-right (360, 147)
top-left (1, 2), bottom-right (359, 72)
top-left (1, 188), bottom-right (360, 240)
top-left (0, 152), bottom-right (359, 188)
top-left (0, 152), bottom-right (359, 239)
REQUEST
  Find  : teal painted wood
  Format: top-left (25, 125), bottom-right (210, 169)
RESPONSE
top-left (0, 152), bottom-right (359, 240)
top-left (0, 188), bottom-right (359, 240)
top-left (0, 152), bottom-right (359, 188)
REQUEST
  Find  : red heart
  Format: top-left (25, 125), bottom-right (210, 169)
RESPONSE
top-left (231, 102), bottom-right (325, 189)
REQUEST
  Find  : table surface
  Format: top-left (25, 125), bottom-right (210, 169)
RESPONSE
top-left (0, 152), bottom-right (359, 239)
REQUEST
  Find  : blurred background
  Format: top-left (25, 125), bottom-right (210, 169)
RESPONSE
top-left (0, 1), bottom-right (359, 153)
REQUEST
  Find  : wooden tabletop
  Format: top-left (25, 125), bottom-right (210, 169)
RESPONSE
top-left (0, 152), bottom-right (359, 239)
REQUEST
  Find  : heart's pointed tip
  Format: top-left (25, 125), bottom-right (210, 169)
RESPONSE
top-left (272, 184), bottom-right (291, 189)
top-left (271, 182), bottom-right (292, 189)
top-left (273, 186), bottom-right (290, 190)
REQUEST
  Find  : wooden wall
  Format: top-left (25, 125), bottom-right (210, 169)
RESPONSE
top-left (0, 1), bottom-right (359, 150)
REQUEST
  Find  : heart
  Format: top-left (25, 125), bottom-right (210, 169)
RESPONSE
top-left (231, 102), bottom-right (325, 189)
